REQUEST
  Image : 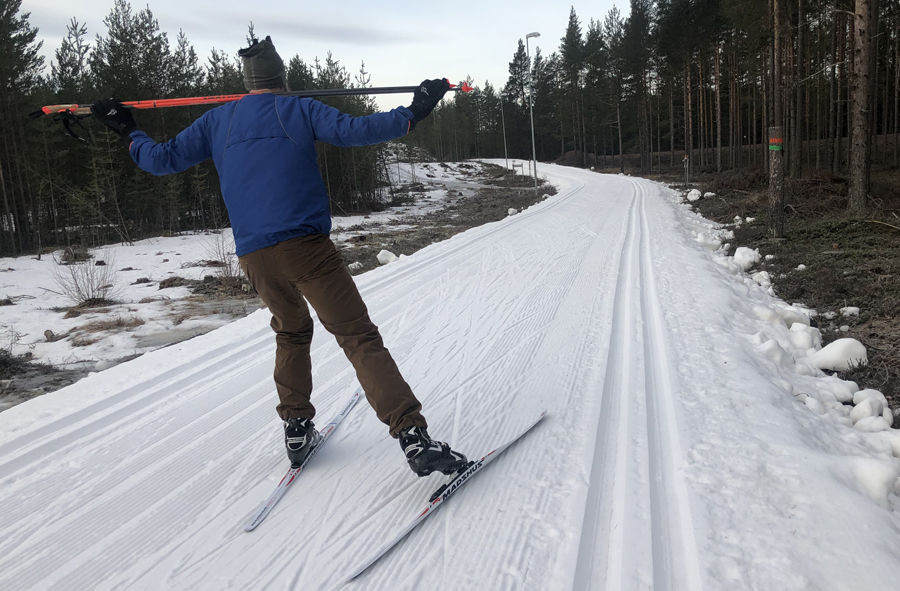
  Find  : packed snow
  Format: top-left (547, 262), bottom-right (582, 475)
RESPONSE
top-left (0, 162), bottom-right (898, 591)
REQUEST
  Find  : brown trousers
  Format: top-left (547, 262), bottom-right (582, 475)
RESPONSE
top-left (238, 234), bottom-right (427, 436)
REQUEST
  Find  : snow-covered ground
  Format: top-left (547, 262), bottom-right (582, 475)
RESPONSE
top-left (1, 163), bottom-right (899, 590)
top-left (0, 161), bottom-right (492, 376)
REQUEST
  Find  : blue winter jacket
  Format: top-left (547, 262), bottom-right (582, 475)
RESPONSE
top-left (128, 93), bottom-right (414, 256)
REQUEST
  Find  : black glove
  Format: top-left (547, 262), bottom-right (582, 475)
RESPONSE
top-left (90, 98), bottom-right (137, 138)
top-left (407, 78), bottom-right (450, 127)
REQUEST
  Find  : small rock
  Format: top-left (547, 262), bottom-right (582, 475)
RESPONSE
top-left (94, 260), bottom-right (106, 266)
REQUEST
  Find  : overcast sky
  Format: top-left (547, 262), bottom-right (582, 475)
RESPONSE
top-left (24, 0), bottom-right (622, 109)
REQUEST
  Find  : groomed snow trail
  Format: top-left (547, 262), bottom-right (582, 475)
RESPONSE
top-left (2, 164), bottom-right (899, 591)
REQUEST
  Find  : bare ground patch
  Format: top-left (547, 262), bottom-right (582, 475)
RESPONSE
top-left (338, 170), bottom-right (555, 276)
top-left (683, 166), bottom-right (900, 411)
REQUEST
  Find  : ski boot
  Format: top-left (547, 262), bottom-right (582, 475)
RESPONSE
top-left (398, 426), bottom-right (468, 477)
top-left (284, 418), bottom-right (321, 467)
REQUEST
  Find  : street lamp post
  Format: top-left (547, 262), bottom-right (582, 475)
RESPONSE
top-left (525, 32), bottom-right (540, 195)
top-left (499, 92), bottom-right (509, 170)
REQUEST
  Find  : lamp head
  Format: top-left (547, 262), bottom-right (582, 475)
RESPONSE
top-left (526, 32), bottom-right (541, 39)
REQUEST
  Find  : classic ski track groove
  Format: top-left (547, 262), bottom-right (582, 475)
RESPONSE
top-left (572, 179), bottom-right (702, 591)
top-left (0, 169), bottom-right (713, 591)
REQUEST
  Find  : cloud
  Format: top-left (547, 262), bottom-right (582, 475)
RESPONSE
top-left (166, 12), bottom-right (426, 49)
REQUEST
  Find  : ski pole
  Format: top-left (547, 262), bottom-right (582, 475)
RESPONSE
top-left (30, 81), bottom-right (475, 119)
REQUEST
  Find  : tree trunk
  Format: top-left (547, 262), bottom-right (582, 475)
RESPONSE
top-left (770, 0), bottom-right (785, 238)
top-left (834, 11), bottom-right (846, 173)
top-left (715, 44), bottom-right (723, 171)
top-left (791, 0), bottom-right (804, 178)
top-left (894, 22), bottom-right (899, 168)
top-left (670, 81), bottom-right (676, 168)
top-left (848, 0), bottom-right (878, 212)
top-left (617, 102), bottom-right (625, 173)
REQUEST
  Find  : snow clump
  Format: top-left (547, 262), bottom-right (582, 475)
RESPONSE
top-left (687, 189), bottom-right (702, 202)
top-left (751, 271), bottom-right (772, 287)
top-left (849, 398), bottom-right (884, 425)
top-left (733, 247), bottom-right (760, 271)
top-left (789, 323), bottom-right (821, 351)
top-left (508, 208), bottom-right (518, 216)
top-left (850, 459), bottom-right (900, 507)
top-left (810, 338), bottom-right (868, 371)
top-left (796, 264), bottom-right (807, 271)
top-left (376, 250), bottom-right (399, 265)
top-left (759, 339), bottom-right (793, 367)
top-left (695, 232), bottom-right (721, 251)
top-left (348, 261), bottom-right (363, 272)
top-left (703, 192), bottom-right (716, 198)
top-left (853, 389), bottom-right (888, 407)
top-left (818, 375), bottom-right (857, 403)
top-left (765, 254), bottom-right (775, 261)
top-left (745, 217), bottom-right (756, 223)
top-left (841, 306), bottom-right (860, 317)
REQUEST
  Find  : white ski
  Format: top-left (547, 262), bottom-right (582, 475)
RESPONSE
top-left (244, 387), bottom-right (362, 532)
top-left (347, 411), bottom-right (547, 580)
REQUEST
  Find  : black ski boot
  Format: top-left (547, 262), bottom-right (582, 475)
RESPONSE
top-left (284, 418), bottom-right (321, 467)
top-left (398, 426), bottom-right (468, 477)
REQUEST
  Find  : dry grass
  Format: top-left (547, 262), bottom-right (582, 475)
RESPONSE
top-left (77, 315), bottom-right (145, 333)
top-left (70, 335), bottom-right (100, 347)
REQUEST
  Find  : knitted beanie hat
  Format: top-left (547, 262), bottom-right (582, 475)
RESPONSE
top-left (239, 36), bottom-right (286, 91)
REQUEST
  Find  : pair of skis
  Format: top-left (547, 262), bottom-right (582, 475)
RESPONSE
top-left (243, 386), bottom-right (545, 580)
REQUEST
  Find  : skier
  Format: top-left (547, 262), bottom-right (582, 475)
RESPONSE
top-left (91, 36), bottom-right (467, 478)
